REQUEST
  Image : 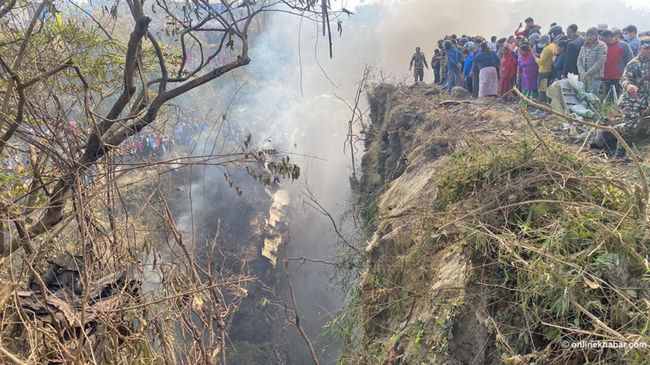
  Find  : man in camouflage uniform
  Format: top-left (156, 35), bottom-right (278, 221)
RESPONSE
top-left (437, 39), bottom-right (447, 85)
top-left (614, 36), bottom-right (650, 160)
top-left (409, 46), bottom-right (428, 84)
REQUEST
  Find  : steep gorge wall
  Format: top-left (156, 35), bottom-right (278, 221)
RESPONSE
top-left (355, 82), bottom-right (650, 365)
top-left (356, 84), bottom-right (524, 364)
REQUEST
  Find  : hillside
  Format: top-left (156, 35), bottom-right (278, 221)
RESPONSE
top-left (348, 84), bottom-right (650, 364)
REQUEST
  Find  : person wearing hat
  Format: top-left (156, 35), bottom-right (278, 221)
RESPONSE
top-left (562, 24), bottom-right (586, 78)
top-left (549, 24), bottom-right (563, 39)
top-left (612, 28), bottom-right (624, 41)
top-left (597, 23), bottom-right (609, 35)
top-left (601, 30), bottom-right (634, 93)
top-left (578, 27), bottom-right (608, 95)
top-left (534, 34), bottom-right (556, 103)
top-left (409, 46), bottom-right (429, 84)
top-left (612, 37), bottom-right (650, 161)
top-left (528, 33), bottom-right (545, 56)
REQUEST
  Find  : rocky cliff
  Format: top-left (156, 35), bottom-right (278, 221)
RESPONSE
top-left (351, 84), bottom-right (650, 365)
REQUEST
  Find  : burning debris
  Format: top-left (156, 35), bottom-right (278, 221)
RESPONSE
top-left (262, 188), bottom-right (290, 267)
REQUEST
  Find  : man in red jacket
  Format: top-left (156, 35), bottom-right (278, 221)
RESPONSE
top-left (515, 17), bottom-right (541, 38)
top-left (601, 30), bottom-right (634, 93)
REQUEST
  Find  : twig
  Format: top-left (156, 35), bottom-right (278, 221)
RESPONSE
top-left (571, 300), bottom-right (626, 341)
top-left (518, 101), bottom-right (551, 153)
top-left (284, 240), bottom-right (320, 365)
top-left (0, 346), bottom-right (27, 365)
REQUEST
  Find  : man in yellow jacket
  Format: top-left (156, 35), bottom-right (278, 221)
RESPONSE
top-left (534, 34), bottom-right (556, 103)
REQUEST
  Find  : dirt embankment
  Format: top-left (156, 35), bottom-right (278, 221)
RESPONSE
top-left (353, 84), bottom-right (650, 365)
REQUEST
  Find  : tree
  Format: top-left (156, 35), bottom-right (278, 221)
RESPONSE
top-left (0, 0), bottom-right (338, 363)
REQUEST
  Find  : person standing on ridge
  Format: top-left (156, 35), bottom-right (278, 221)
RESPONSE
top-left (409, 46), bottom-right (429, 84)
top-left (515, 17), bottom-right (542, 38)
top-left (432, 49), bottom-right (441, 84)
top-left (498, 44), bottom-right (518, 99)
top-left (612, 37), bottom-right (650, 161)
top-left (601, 30), bottom-right (634, 93)
top-left (578, 27), bottom-right (608, 95)
top-left (562, 24), bottom-right (586, 78)
top-left (473, 42), bottom-right (501, 97)
top-left (553, 40), bottom-right (568, 81)
top-left (444, 40), bottom-right (463, 92)
top-left (438, 39), bottom-right (448, 85)
top-left (623, 25), bottom-right (641, 56)
top-left (534, 34), bottom-right (556, 103)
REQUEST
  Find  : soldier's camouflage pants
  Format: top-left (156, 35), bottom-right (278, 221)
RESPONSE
top-left (614, 91), bottom-right (650, 156)
top-left (414, 68), bottom-right (424, 82)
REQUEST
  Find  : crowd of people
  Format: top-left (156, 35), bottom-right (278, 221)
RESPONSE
top-left (409, 18), bottom-right (650, 161)
top-left (129, 119), bottom-right (206, 157)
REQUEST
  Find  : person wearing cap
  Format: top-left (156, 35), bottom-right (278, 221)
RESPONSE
top-left (562, 24), bottom-right (586, 79)
top-left (613, 37), bottom-right (650, 160)
top-left (612, 28), bottom-right (624, 41)
top-left (515, 17), bottom-right (541, 38)
top-left (549, 25), bottom-right (563, 40)
top-left (597, 23), bottom-right (609, 35)
top-left (601, 30), bottom-right (634, 93)
top-left (578, 27), bottom-right (608, 95)
top-left (623, 25), bottom-right (641, 56)
top-left (409, 46), bottom-right (429, 84)
top-left (534, 34), bottom-right (556, 103)
top-left (528, 33), bottom-right (541, 53)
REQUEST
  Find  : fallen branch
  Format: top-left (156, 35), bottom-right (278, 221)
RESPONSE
top-left (284, 241), bottom-right (320, 365)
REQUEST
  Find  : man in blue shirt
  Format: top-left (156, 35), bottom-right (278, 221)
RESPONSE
top-left (444, 40), bottom-right (463, 92)
top-left (623, 25), bottom-right (641, 56)
top-left (463, 48), bottom-right (474, 93)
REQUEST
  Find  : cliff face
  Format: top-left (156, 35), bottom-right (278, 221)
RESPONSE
top-left (358, 84), bottom-right (521, 364)
top-left (353, 84), bottom-right (650, 365)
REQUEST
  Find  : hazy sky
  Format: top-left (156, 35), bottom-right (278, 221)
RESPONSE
top-left (336, 0), bottom-right (649, 10)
